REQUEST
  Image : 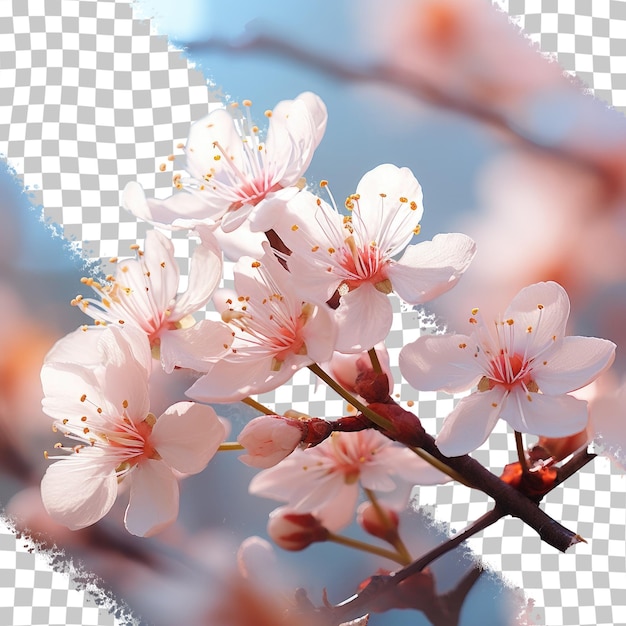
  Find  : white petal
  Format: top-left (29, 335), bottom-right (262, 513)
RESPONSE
top-left (334, 284), bottom-right (393, 353)
top-left (141, 230), bottom-right (180, 312)
top-left (123, 182), bottom-right (217, 230)
top-left (124, 460), bottom-right (179, 537)
top-left (505, 281), bottom-right (570, 355)
top-left (500, 388), bottom-right (589, 437)
top-left (185, 357), bottom-right (279, 403)
top-left (159, 320), bottom-right (233, 374)
top-left (354, 164), bottom-right (424, 230)
top-left (399, 333), bottom-right (481, 393)
top-left (43, 326), bottom-right (107, 366)
top-left (435, 388), bottom-right (506, 457)
top-left (295, 91), bottom-right (328, 145)
top-left (389, 233), bottom-right (476, 304)
top-left (41, 451), bottom-right (118, 530)
top-left (151, 402), bottom-right (226, 474)
top-left (171, 229), bottom-right (222, 318)
top-left (301, 303), bottom-right (337, 363)
top-left (533, 336), bottom-right (616, 395)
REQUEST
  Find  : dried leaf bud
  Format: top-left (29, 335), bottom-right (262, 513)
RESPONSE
top-left (357, 502), bottom-right (399, 542)
top-left (238, 416), bottom-right (305, 468)
top-left (267, 507), bottom-right (329, 551)
top-left (529, 429), bottom-right (591, 464)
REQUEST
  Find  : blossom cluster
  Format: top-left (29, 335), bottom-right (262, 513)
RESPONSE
top-left (40, 90), bottom-right (616, 566)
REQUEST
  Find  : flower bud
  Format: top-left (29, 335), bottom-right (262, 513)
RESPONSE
top-left (267, 507), bottom-right (329, 551)
top-left (357, 501), bottom-right (399, 542)
top-left (238, 416), bottom-right (304, 468)
top-left (326, 343), bottom-right (393, 396)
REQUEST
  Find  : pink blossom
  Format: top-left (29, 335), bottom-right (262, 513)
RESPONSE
top-left (275, 164), bottom-right (475, 352)
top-left (237, 415), bottom-right (305, 468)
top-left (399, 282), bottom-right (616, 457)
top-left (73, 228), bottom-right (232, 373)
top-left (185, 243), bottom-right (337, 403)
top-left (123, 92), bottom-right (327, 234)
top-left (40, 326), bottom-right (227, 536)
top-left (249, 429), bottom-right (449, 531)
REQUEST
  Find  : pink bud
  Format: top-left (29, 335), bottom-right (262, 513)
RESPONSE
top-left (267, 507), bottom-right (329, 551)
top-left (237, 415), bottom-right (304, 468)
top-left (357, 501), bottom-right (399, 542)
top-left (326, 343), bottom-right (393, 396)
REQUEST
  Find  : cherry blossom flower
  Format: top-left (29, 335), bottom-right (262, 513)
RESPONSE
top-left (40, 326), bottom-right (228, 536)
top-left (399, 281), bottom-right (616, 457)
top-left (185, 242), bottom-right (337, 403)
top-left (275, 164), bottom-right (476, 352)
top-left (73, 228), bottom-right (232, 373)
top-left (123, 92), bottom-right (327, 234)
top-left (249, 429), bottom-right (449, 531)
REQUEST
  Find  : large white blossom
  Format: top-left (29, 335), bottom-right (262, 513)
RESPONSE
top-left (399, 281), bottom-right (616, 456)
top-left (73, 228), bottom-right (232, 373)
top-left (123, 92), bottom-right (327, 235)
top-left (185, 242), bottom-right (337, 403)
top-left (274, 164), bottom-right (476, 352)
top-left (40, 326), bottom-right (227, 536)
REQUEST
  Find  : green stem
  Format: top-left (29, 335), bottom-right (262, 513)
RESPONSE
top-left (327, 532), bottom-right (406, 566)
top-left (307, 363), bottom-right (393, 430)
top-left (242, 396), bottom-right (275, 416)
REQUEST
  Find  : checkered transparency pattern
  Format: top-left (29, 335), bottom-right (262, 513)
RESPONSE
top-left (494, 0), bottom-right (626, 112)
top-left (0, 519), bottom-right (121, 626)
top-left (1, 1), bottom-right (625, 626)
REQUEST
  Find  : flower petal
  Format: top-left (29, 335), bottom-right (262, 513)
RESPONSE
top-left (41, 450), bottom-right (118, 530)
top-left (435, 388), bottom-right (506, 456)
top-left (123, 182), bottom-right (218, 230)
top-left (124, 459), bottom-right (179, 537)
top-left (533, 336), bottom-right (616, 395)
top-left (151, 402), bottom-right (227, 474)
top-left (389, 233), bottom-right (476, 304)
top-left (399, 333), bottom-right (481, 393)
top-left (334, 284), bottom-right (393, 353)
top-left (505, 281), bottom-right (570, 355)
top-left (499, 388), bottom-right (589, 438)
top-left (141, 230), bottom-right (180, 312)
top-left (159, 320), bottom-right (233, 374)
top-left (354, 164), bottom-right (424, 232)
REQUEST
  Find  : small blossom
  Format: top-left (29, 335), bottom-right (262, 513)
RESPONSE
top-left (267, 507), bottom-right (329, 551)
top-left (237, 415), bottom-right (305, 468)
top-left (275, 164), bottom-right (476, 351)
top-left (73, 228), bottom-right (232, 373)
top-left (40, 326), bottom-right (228, 536)
top-left (185, 242), bottom-right (337, 403)
top-left (123, 93), bottom-right (327, 234)
top-left (249, 429), bottom-right (449, 531)
top-left (399, 281), bottom-right (616, 456)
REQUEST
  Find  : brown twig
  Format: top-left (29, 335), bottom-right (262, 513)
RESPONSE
top-left (182, 33), bottom-right (615, 189)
